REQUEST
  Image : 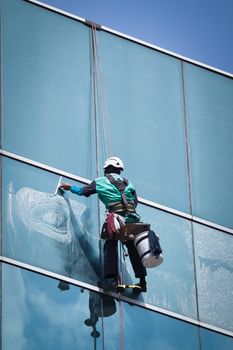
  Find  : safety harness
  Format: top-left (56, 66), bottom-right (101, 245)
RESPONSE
top-left (100, 174), bottom-right (141, 240)
top-left (106, 174), bottom-right (136, 215)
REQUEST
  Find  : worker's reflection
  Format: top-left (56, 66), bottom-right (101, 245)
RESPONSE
top-left (84, 291), bottom-right (116, 339)
top-left (8, 184), bottom-right (140, 290)
top-left (56, 188), bottom-right (117, 340)
top-left (57, 284), bottom-right (116, 341)
top-left (7, 184), bottom-right (100, 284)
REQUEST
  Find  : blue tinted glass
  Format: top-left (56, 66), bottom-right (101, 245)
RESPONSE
top-left (123, 301), bottom-right (199, 350)
top-left (2, 0), bottom-right (190, 213)
top-left (115, 203), bottom-right (197, 319)
top-left (183, 63), bottom-right (233, 228)
top-left (200, 328), bottom-right (233, 350)
top-left (2, 157), bottom-right (102, 286)
top-left (0, 155), bottom-right (2, 255)
top-left (2, 0), bottom-right (96, 178)
top-left (193, 223), bottom-right (233, 332)
top-left (3, 264), bottom-right (232, 350)
top-left (98, 31), bottom-right (190, 213)
top-left (2, 263), bottom-right (120, 349)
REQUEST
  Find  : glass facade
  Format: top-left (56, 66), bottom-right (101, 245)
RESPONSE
top-left (2, 157), bottom-right (101, 286)
top-left (193, 223), bottom-right (233, 332)
top-left (1, 0), bottom-right (233, 349)
top-left (4, 263), bottom-right (232, 350)
top-left (137, 204), bottom-right (197, 319)
top-left (2, 0), bottom-right (96, 179)
top-left (183, 63), bottom-right (233, 229)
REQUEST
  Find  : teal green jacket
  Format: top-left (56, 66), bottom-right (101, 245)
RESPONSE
top-left (70, 173), bottom-right (138, 209)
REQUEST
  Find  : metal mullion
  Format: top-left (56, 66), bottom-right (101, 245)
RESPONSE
top-left (24, 0), bottom-right (233, 79)
top-left (1, 149), bottom-right (233, 236)
top-left (1, 256), bottom-right (233, 338)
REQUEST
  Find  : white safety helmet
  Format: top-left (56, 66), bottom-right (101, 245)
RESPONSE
top-left (103, 156), bottom-right (124, 170)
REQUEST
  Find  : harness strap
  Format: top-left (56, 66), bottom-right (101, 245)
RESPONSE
top-left (108, 202), bottom-right (136, 214)
top-left (107, 174), bottom-right (129, 206)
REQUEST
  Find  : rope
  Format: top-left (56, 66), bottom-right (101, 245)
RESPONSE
top-left (100, 296), bottom-right (105, 350)
top-left (91, 25), bottom-right (104, 350)
top-left (122, 244), bottom-right (128, 283)
top-left (119, 298), bottom-right (124, 350)
top-left (91, 23), bottom-right (112, 161)
top-left (91, 23), bottom-right (124, 350)
top-left (91, 24), bottom-right (114, 350)
top-left (92, 24), bottom-right (110, 158)
top-left (181, 62), bottom-right (202, 350)
top-left (95, 35), bottom-right (112, 158)
top-left (118, 241), bottom-right (124, 350)
top-left (91, 23), bottom-right (100, 177)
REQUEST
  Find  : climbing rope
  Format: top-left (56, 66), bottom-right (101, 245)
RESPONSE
top-left (91, 23), bottom-right (100, 177)
top-left (90, 24), bottom-right (104, 350)
top-left (90, 23), bottom-right (124, 350)
top-left (118, 241), bottom-right (125, 350)
top-left (91, 22), bottom-right (112, 167)
top-left (119, 298), bottom-right (124, 350)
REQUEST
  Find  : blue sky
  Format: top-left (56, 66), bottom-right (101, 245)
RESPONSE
top-left (39, 0), bottom-right (233, 75)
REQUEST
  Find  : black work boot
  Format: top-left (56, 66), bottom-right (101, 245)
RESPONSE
top-left (137, 276), bottom-right (147, 292)
top-left (104, 275), bottom-right (118, 291)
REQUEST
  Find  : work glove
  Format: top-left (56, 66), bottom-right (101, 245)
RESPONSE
top-left (60, 183), bottom-right (71, 191)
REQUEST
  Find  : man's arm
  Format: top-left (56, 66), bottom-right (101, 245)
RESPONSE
top-left (132, 189), bottom-right (138, 207)
top-left (60, 181), bottom-right (97, 197)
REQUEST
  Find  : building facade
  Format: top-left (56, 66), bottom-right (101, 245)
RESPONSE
top-left (1, 0), bottom-right (233, 349)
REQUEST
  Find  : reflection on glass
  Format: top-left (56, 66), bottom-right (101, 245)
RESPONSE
top-left (123, 301), bottom-right (199, 350)
top-left (2, 0), bottom-right (95, 178)
top-left (194, 223), bottom-right (233, 332)
top-left (3, 0), bottom-right (191, 213)
top-left (2, 264), bottom-right (119, 350)
top-left (3, 264), bottom-right (232, 350)
top-left (99, 31), bottom-right (190, 213)
top-left (5, 183), bottom-right (101, 284)
top-left (84, 291), bottom-right (117, 338)
top-left (130, 204), bottom-right (197, 319)
top-left (7, 184), bottom-right (81, 244)
top-left (3, 158), bottom-right (101, 286)
top-left (183, 63), bottom-right (233, 229)
top-left (200, 328), bottom-right (233, 350)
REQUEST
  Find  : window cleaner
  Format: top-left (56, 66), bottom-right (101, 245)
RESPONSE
top-left (60, 157), bottom-right (163, 293)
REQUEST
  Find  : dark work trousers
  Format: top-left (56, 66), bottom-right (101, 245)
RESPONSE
top-left (104, 239), bottom-right (147, 279)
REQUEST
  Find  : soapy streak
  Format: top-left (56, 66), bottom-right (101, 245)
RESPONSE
top-left (8, 186), bottom-right (86, 244)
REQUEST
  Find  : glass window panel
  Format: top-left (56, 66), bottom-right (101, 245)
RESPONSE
top-left (193, 223), bottom-right (233, 332)
top-left (113, 203), bottom-right (197, 319)
top-left (2, 264), bottom-right (201, 350)
top-left (123, 301), bottom-right (199, 350)
top-left (0, 155), bottom-right (2, 255)
top-left (2, 263), bottom-right (232, 350)
top-left (2, 0), bottom-right (96, 178)
top-left (200, 328), bottom-right (233, 350)
top-left (2, 0), bottom-right (190, 213)
top-left (2, 263), bottom-right (120, 350)
top-left (183, 63), bottom-right (233, 228)
top-left (98, 31), bottom-right (190, 213)
top-left (2, 157), bottom-right (102, 286)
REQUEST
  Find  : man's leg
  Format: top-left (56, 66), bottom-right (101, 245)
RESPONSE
top-left (125, 240), bottom-right (147, 291)
top-left (104, 239), bottom-right (118, 280)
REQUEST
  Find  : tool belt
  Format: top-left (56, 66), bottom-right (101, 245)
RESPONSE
top-left (101, 217), bottom-right (151, 241)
